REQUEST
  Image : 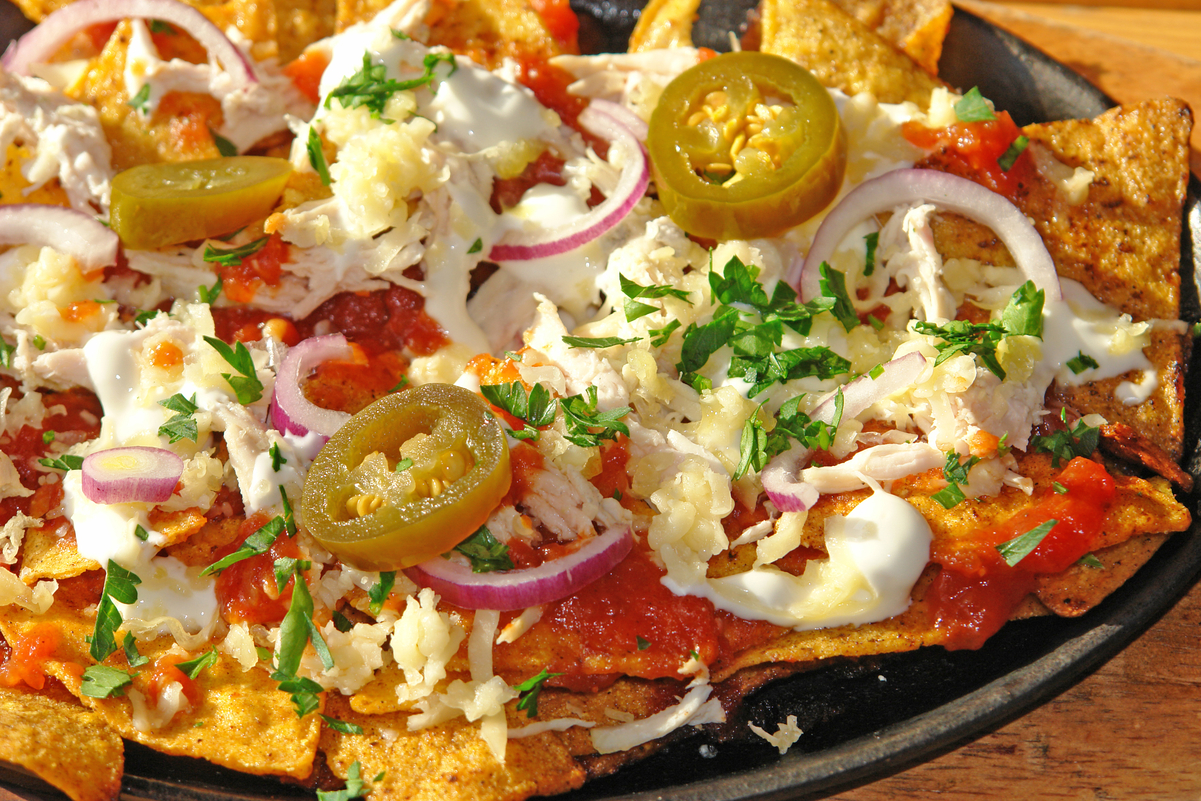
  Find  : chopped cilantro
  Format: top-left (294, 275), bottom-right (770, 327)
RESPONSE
top-left (209, 127), bottom-right (238, 157)
top-left (931, 451), bottom-right (981, 509)
top-left (321, 715), bottom-right (365, 735)
top-left (1029, 409), bottom-right (1100, 467)
top-left (81, 665), bottom-right (135, 698)
top-left (204, 237), bottom-right (268, 268)
top-left (467, 238), bottom-right (483, 254)
top-left (514, 668), bottom-right (562, 718)
top-left (307, 127), bottom-right (331, 186)
top-left (127, 83), bottom-right (152, 114)
top-left (325, 51), bottom-right (456, 120)
top-left (863, 231), bottom-right (879, 277)
top-left (620, 273), bottom-right (691, 322)
top-left (148, 19), bottom-right (176, 34)
top-left (31, 335), bottom-right (45, 351)
top-left (332, 609), bottom-right (354, 632)
top-left (90, 560), bottom-right (141, 662)
top-left (559, 386), bottom-right (629, 448)
top-left (201, 516), bottom-right (285, 576)
top-left (480, 381), bottom-right (555, 440)
top-left (0, 337), bottom-right (14, 369)
top-left (38, 454), bottom-right (83, 471)
top-left (394, 457), bottom-right (414, 473)
top-left (914, 280), bottom-right (1044, 380)
top-left (996, 519), bottom-right (1057, 567)
top-left (41, 430), bottom-right (55, 444)
top-left (636, 636), bottom-right (650, 651)
top-left (158, 393), bottom-right (199, 443)
top-left (176, 647), bottom-right (219, 679)
top-left (368, 571), bottom-right (396, 615)
top-left (270, 442), bottom-right (287, 471)
top-left (1066, 352), bottom-right (1100, 375)
top-left (197, 277), bottom-right (223, 305)
top-left (954, 87), bottom-right (996, 122)
top-left (134, 524), bottom-right (150, 542)
top-left (318, 760), bottom-right (373, 801)
top-left (452, 526), bottom-right (513, 573)
top-left (273, 557), bottom-right (310, 594)
top-left (818, 262), bottom-right (859, 332)
top-left (272, 562), bottom-right (334, 711)
top-left (122, 634), bottom-right (149, 668)
top-left (561, 335), bottom-right (641, 349)
top-left (1078, 553), bottom-right (1104, 569)
top-left (280, 486), bottom-right (298, 536)
top-left (997, 135), bottom-right (1029, 172)
top-left (203, 336), bottom-right (264, 404)
top-left (649, 318), bottom-right (681, 347)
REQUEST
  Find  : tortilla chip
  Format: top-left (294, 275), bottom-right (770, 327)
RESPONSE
top-left (628, 0), bottom-right (702, 53)
top-left (1034, 532), bottom-right (1171, 616)
top-left (19, 523), bottom-right (99, 583)
top-left (0, 603), bottom-right (321, 779)
top-left (828, 0), bottom-right (952, 75)
top-left (758, 0), bottom-right (943, 105)
top-left (0, 682), bottom-right (124, 801)
top-left (276, 0), bottom-right (337, 61)
top-left (320, 694), bottom-right (586, 801)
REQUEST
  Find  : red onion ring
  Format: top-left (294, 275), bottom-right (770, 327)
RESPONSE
top-left (488, 102), bottom-right (649, 262)
top-left (406, 525), bottom-right (633, 610)
top-left (790, 168), bottom-right (1061, 303)
top-left (3, 0), bottom-right (258, 86)
top-left (82, 446), bottom-right (183, 504)
top-left (0, 204), bottom-right (118, 272)
top-left (760, 352), bottom-right (927, 511)
top-left (586, 98), bottom-right (648, 142)
top-left (269, 334), bottom-right (353, 443)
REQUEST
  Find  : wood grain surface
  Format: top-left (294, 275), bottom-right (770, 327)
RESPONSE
top-left (827, 6), bottom-right (1201, 799)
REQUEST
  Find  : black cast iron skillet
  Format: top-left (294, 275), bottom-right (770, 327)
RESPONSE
top-left (1, 2), bottom-right (1198, 799)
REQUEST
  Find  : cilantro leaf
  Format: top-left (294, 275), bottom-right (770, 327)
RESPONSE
top-left (321, 715), bottom-right (365, 735)
top-left (561, 335), bottom-right (641, 349)
top-left (38, 454), bottom-right (84, 471)
top-left (480, 381), bottom-right (555, 440)
top-left (452, 526), bottom-right (513, 573)
top-left (559, 386), bottom-right (629, 448)
top-left (1078, 553), bottom-right (1104, 569)
top-left (203, 336), bottom-right (264, 404)
top-left (931, 451), bottom-right (981, 509)
top-left (649, 319), bottom-right (681, 347)
top-left (123, 634), bottom-right (149, 667)
top-left (201, 516), bottom-right (285, 576)
top-left (81, 665), bottom-right (135, 698)
top-left (1066, 352), bottom-right (1100, 375)
top-left (818, 262), bottom-right (859, 332)
top-left (204, 237), bottom-right (268, 268)
top-left (954, 87), bottom-right (996, 122)
top-left (175, 647), bottom-right (218, 679)
top-left (270, 442), bottom-right (287, 471)
top-left (863, 231), bottom-right (879, 277)
top-left (158, 393), bottom-right (199, 443)
top-left (368, 571), bottom-right (396, 615)
top-left (1000, 280), bottom-right (1044, 338)
top-left (1029, 410), bottom-right (1100, 467)
top-left (0, 337), bottom-right (14, 369)
top-left (325, 50), bottom-right (454, 120)
top-left (127, 83), bottom-right (152, 114)
top-left (514, 668), bottom-right (562, 718)
top-left (208, 127), bottom-right (238, 157)
top-left (90, 560), bottom-right (142, 662)
top-left (198, 276), bottom-right (223, 305)
top-left (620, 273), bottom-right (691, 304)
top-left (308, 126), bottom-right (331, 186)
top-left (272, 564), bottom-right (317, 681)
top-left (996, 519), bottom-right (1057, 567)
top-left (318, 760), bottom-right (372, 801)
top-left (998, 134), bottom-right (1029, 172)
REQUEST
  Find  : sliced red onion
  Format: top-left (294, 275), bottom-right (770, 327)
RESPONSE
top-left (488, 102), bottom-right (649, 262)
top-left (810, 351), bottom-right (927, 424)
top-left (791, 168), bottom-right (1061, 303)
top-left (82, 446), bottom-right (183, 504)
top-left (761, 450), bottom-right (819, 513)
top-left (406, 525), bottom-right (633, 610)
top-left (0, 204), bottom-right (118, 271)
top-left (587, 98), bottom-right (649, 142)
top-left (269, 334), bottom-right (353, 443)
top-left (3, 0), bottom-right (258, 86)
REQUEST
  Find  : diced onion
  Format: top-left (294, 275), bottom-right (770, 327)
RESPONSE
top-left (269, 334), bottom-right (353, 443)
top-left (488, 102), bottom-right (649, 262)
top-left (791, 168), bottom-right (1061, 302)
top-left (0, 204), bottom-right (118, 272)
top-left (81, 446), bottom-right (183, 504)
top-left (406, 525), bottom-right (633, 610)
top-left (2, 0), bottom-right (258, 86)
top-left (761, 352), bottom-right (928, 511)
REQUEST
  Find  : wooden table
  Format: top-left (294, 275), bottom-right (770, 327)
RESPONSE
top-left (829, 4), bottom-right (1201, 799)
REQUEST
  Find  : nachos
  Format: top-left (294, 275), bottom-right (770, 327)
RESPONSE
top-left (0, 0), bottom-right (1193, 799)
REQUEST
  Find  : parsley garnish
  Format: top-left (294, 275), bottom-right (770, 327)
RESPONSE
top-left (123, 634), bottom-right (149, 667)
top-left (38, 454), bottom-right (83, 471)
top-left (620, 274), bottom-right (691, 323)
top-left (818, 262), bottom-right (859, 332)
top-left (1053, 481), bottom-right (1068, 494)
top-left (914, 280), bottom-right (1044, 380)
top-left (863, 231), bottom-right (879, 277)
top-left (996, 519), bottom-right (1057, 567)
top-left (1066, 352), bottom-right (1099, 375)
top-left (514, 668), bottom-right (562, 718)
top-left (452, 526), bottom-right (513, 573)
top-left (931, 451), bottom-right (981, 509)
top-left (127, 83), bottom-right (152, 114)
top-left (204, 237), bottom-right (268, 268)
top-left (1029, 409), bottom-right (1100, 467)
top-left (134, 524), bottom-right (150, 542)
top-left (394, 457), bottom-right (414, 473)
top-left (158, 393), bottom-right (199, 443)
top-left (636, 636), bottom-right (650, 651)
top-left (998, 135), bottom-right (1029, 171)
top-left (176, 647), bottom-right (218, 679)
top-left (325, 51), bottom-right (456, 120)
top-left (480, 381), bottom-right (555, 440)
top-left (307, 126), bottom-right (331, 186)
top-left (317, 760), bottom-right (374, 801)
top-left (367, 571), bottom-right (396, 615)
top-left (321, 715), bottom-right (365, 735)
top-left (467, 238), bottom-right (483, 254)
top-left (270, 442), bottom-right (287, 471)
top-left (561, 335), bottom-right (641, 349)
top-left (735, 393), bottom-right (843, 480)
top-left (200, 516), bottom-right (285, 576)
top-left (208, 127), bottom-right (237, 157)
top-left (0, 337), bottom-right (14, 369)
top-left (559, 386), bottom-right (629, 448)
top-left (81, 665), bottom-right (135, 698)
top-left (31, 335), bottom-right (45, 351)
top-left (148, 19), bottom-right (176, 34)
top-left (272, 563), bottom-right (333, 715)
top-left (1078, 553), bottom-right (1104, 569)
top-left (203, 336), bottom-right (264, 404)
top-left (41, 430), bottom-right (55, 444)
top-left (332, 610), bottom-right (354, 632)
top-left (649, 319), bottom-right (681, 347)
top-left (198, 277), bottom-right (223, 305)
top-left (90, 560), bottom-right (141, 662)
top-left (280, 486), bottom-right (297, 536)
top-left (954, 87), bottom-right (996, 122)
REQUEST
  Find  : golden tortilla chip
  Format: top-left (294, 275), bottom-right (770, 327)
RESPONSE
top-left (628, 0), bottom-right (702, 53)
top-left (1034, 531), bottom-right (1171, 616)
top-left (0, 682), bottom-right (124, 801)
top-left (829, 0), bottom-right (951, 75)
top-left (758, 0), bottom-right (943, 104)
top-left (19, 524), bottom-right (99, 583)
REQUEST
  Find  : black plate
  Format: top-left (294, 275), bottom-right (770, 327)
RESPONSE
top-left (2, 2), bottom-right (1200, 800)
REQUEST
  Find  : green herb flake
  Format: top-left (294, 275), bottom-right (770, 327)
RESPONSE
top-left (996, 519), bottom-right (1057, 567)
top-left (953, 87), bottom-right (997, 122)
top-left (41, 430), bottom-right (55, 444)
top-left (307, 127), bottom-right (331, 186)
top-left (127, 83), bottom-right (152, 114)
top-left (559, 386), bottom-right (630, 448)
top-left (175, 647), bottom-right (219, 679)
top-left (122, 634), bottom-right (149, 668)
top-left (317, 760), bottom-right (373, 801)
top-left (270, 442), bottom-right (287, 471)
top-left (321, 715), bottom-right (365, 735)
top-left (158, 393), bottom-right (199, 443)
top-left (81, 665), bottom-right (135, 698)
top-left (818, 262), bottom-right (859, 332)
top-left (480, 381), bottom-right (555, 441)
top-left (1029, 409), bottom-right (1100, 467)
top-left (452, 526), bottom-right (513, 573)
top-left (649, 318), bottom-right (681, 347)
top-left (90, 560), bottom-right (142, 662)
top-left (209, 127), bottom-right (238, 157)
top-left (1053, 481), bottom-right (1069, 495)
top-left (997, 134), bottom-right (1029, 172)
top-left (0, 337), bottom-right (15, 369)
top-left (204, 237), bottom-right (268, 268)
top-left (368, 571), bottom-right (396, 615)
top-left (394, 457), bottom-right (414, 473)
top-left (1066, 352), bottom-right (1100, 375)
top-left (863, 231), bottom-right (879, 277)
top-left (197, 276), bottom-right (223, 305)
top-left (203, 336), bottom-right (264, 404)
top-left (636, 636), bottom-right (650, 651)
top-left (467, 238), bottom-right (483, 254)
top-left (332, 609), bottom-right (354, 632)
top-left (134, 524), bottom-right (150, 542)
top-left (514, 668), bottom-right (562, 718)
top-left (200, 516), bottom-right (285, 576)
top-left (1078, 553), bottom-right (1104, 569)
top-left (38, 454), bottom-right (84, 471)
top-left (561, 335), bottom-right (641, 349)
top-left (148, 19), bottom-right (176, 34)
